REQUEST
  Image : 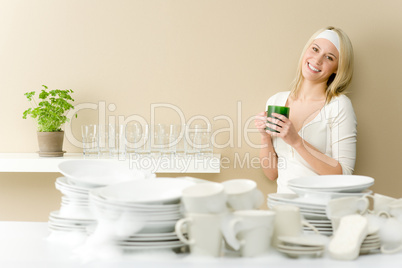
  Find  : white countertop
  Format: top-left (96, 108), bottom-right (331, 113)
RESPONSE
top-left (0, 153), bottom-right (221, 173)
top-left (1, 221), bottom-right (401, 267)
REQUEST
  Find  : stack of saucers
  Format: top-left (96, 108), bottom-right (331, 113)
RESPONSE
top-left (268, 175), bottom-right (374, 236)
top-left (49, 160), bottom-right (153, 235)
top-left (276, 234), bottom-right (328, 258)
top-left (49, 176), bottom-right (96, 233)
top-left (360, 232), bottom-right (381, 254)
top-left (88, 178), bottom-right (196, 251)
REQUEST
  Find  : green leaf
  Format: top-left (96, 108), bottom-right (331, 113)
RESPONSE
top-left (23, 85), bottom-right (77, 131)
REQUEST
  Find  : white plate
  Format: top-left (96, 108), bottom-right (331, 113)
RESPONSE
top-left (123, 233), bottom-right (179, 242)
top-left (89, 192), bottom-right (181, 211)
top-left (307, 219), bottom-right (332, 225)
top-left (58, 160), bottom-right (152, 187)
top-left (303, 230), bottom-right (333, 236)
top-left (302, 213), bottom-right (330, 220)
top-left (267, 199), bottom-right (326, 213)
top-left (268, 193), bottom-right (327, 207)
top-left (93, 178), bottom-right (195, 205)
top-left (277, 244), bottom-right (324, 251)
top-left (277, 247), bottom-right (324, 256)
top-left (289, 186), bottom-right (373, 199)
top-left (90, 204), bottom-right (182, 221)
top-left (278, 234), bottom-right (329, 246)
top-left (117, 241), bottom-right (185, 250)
top-left (56, 177), bottom-right (91, 192)
top-left (288, 175), bottom-right (374, 192)
top-left (50, 211), bottom-right (96, 222)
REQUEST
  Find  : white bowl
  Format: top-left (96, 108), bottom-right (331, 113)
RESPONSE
top-left (93, 178), bottom-right (196, 205)
top-left (58, 160), bottom-right (154, 187)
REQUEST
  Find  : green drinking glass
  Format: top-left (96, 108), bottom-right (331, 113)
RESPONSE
top-left (266, 105), bottom-right (290, 133)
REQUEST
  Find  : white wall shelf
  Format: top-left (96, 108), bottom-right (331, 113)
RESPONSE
top-left (0, 153), bottom-right (221, 173)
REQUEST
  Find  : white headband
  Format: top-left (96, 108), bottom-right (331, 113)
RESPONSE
top-left (314, 30), bottom-right (340, 52)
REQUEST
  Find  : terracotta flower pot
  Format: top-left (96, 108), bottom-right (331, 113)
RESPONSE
top-left (37, 131), bottom-right (65, 157)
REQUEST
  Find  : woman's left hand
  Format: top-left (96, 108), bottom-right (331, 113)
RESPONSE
top-left (266, 113), bottom-right (303, 148)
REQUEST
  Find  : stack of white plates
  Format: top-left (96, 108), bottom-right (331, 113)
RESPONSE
top-left (360, 232), bottom-right (381, 254)
top-left (276, 234), bottom-right (328, 258)
top-left (48, 210), bottom-right (96, 233)
top-left (88, 178), bottom-right (196, 251)
top-left (50, 176), bottom-right (96, 233)
top-left (268, 193), bottom-right (333, 236)
top-left (49, 160), bottom-right (154, 234)
top-left (268, 175), bottom-right (374, 236)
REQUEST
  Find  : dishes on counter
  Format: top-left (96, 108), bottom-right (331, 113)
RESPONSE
top-left (86, 178), bottom-right (197, 250)
top-left (51, 160), bottom-right (201, 251)
top-left (268, 175), bottom-right (375, 237)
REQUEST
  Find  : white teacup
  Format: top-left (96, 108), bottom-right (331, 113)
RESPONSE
top-left (223, 210), bottom-right (276, 257)
top-left (221, 179), bottom-right (264, 211)
top-left (181, 182), bottom-right (227, 214)
top-left (175, 213), bottom-right (223, 257)
top-left (388, 199), bottom-right (402, 219)
top-left (326, 196), bottom-right (370, 219)
top-left (326, 196), bottom-right (370, 232)
top-left (366, 193), bottom-right (397, 214)
top-left (271, 205), bottom-right (318, 247)
top-left (380, 217), bottom-right (402, 254)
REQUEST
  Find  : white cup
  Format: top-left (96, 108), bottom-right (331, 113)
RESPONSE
top-left (326, 196), bottom-right (370, 233)
top-left (271, 205), bottom-right (318, 247)
top-left (223, 210), bottom-right (276, 257)
top-left (326, 196), bottom-right (370, 219)
top-left (222, 179), bottom-right (264, 211)
top-left (366, 193), bottom-right (397, 214)
top-left (380, 217), bottom-right (402, 254)
top-left (388, 199), bottom-right (402, 219)
top-left (175, 213), bottom-right (223, 257)
top-left (181, 183), bottom-right (227, 214)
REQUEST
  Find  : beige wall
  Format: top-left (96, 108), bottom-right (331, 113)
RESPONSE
top-left (1, 0), bottom-right (401, 221)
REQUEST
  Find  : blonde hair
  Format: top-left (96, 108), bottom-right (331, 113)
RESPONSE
top-left (289, 26), bottom-right (354, 104)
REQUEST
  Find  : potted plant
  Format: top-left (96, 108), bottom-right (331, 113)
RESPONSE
top-left (23, 85), bottom-right (77, 157)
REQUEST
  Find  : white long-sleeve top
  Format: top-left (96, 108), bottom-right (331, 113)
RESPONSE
top-left (265, 91), bottom-right (357, 193)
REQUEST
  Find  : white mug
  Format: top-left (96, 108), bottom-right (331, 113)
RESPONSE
top-left (175, 213), bottom-right (223, 257)
top-left (271, 205), bottom-right (318, 247)
top-left (326, 196), bottom-right (370, 233)
top-left (366, 193), bottom-right (397, 214)
top-left (181, 182), bottom-right (227, 214)
top-left (223, 210), bottom-right (276, 257)
top-left (326, 196), bottom-right (370, 219)
top-left (222, 179), bottom-right (264, 211)
top-left (388, 199), bottom-right (402, 219)
top-left (380, 217), bottom-right (402, 254)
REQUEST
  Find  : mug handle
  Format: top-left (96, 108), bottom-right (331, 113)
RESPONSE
top-left (381, 243), bottom-right (402, 254)
top-left (175, 218), bottom-right (195, 245)
top-left (223, 218), bottom-right (243, 251)
top-left (357, 196), bottom-right (370, 215)
top-left (364, 195), bottom-right (375, 214)
top-left (377, 210), bottom-right (391, 218)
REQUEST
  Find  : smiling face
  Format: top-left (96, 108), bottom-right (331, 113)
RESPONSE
top-left (301, 38), bottom-right (339, 84)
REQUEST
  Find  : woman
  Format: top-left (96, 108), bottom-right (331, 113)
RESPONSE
top-left (255, 26), bottom-right (357, 193)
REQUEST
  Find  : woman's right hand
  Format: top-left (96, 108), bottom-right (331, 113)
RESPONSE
top-left (254, 112), bottom-right (270, 137)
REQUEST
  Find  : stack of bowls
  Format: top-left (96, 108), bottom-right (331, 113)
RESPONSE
top-left (49, 160), bottom-right (153, 235)
top-left (268, 175), bottom-right (374, 236)
top-left (88, 178), bottom-right (196, 251)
